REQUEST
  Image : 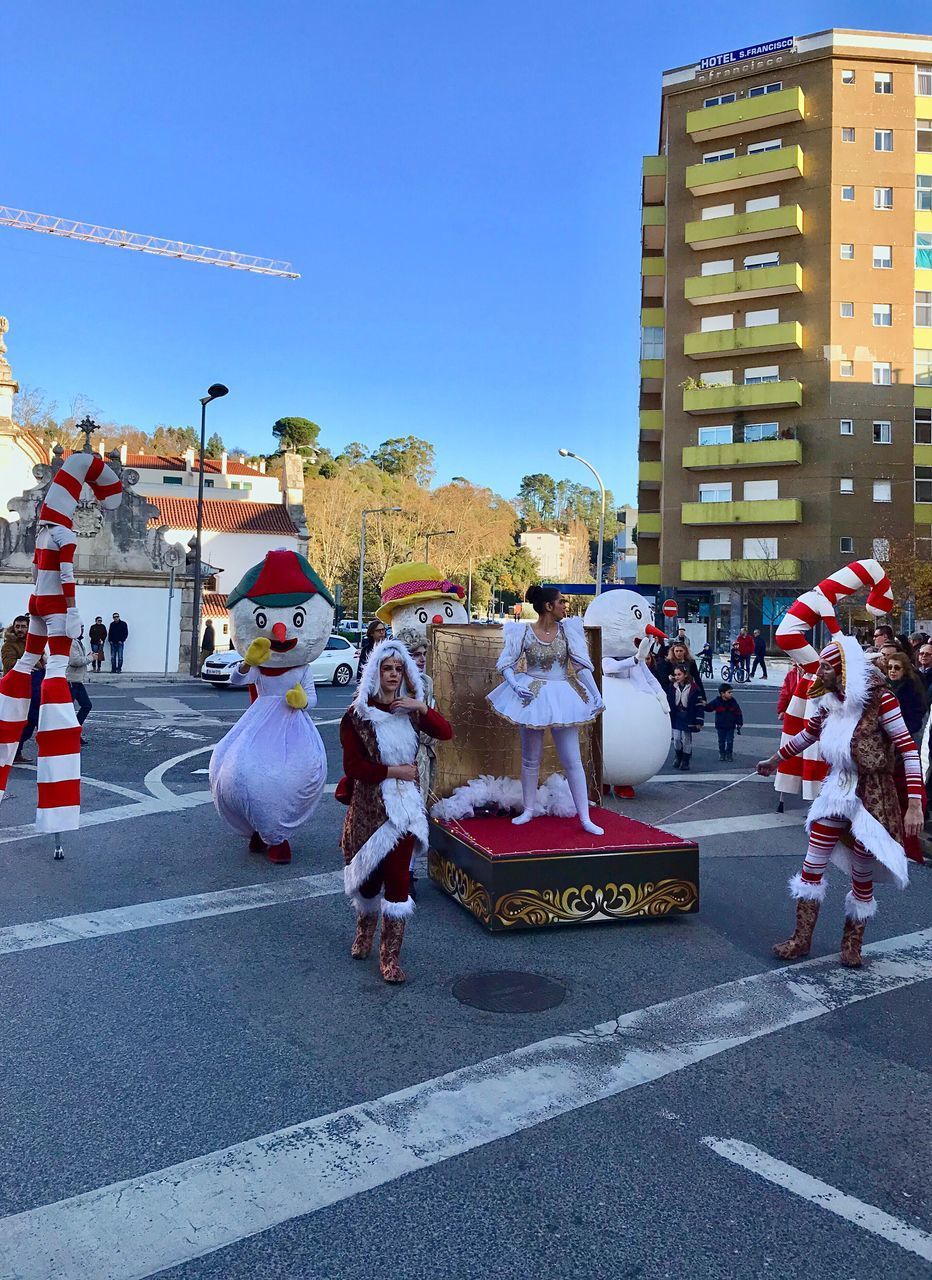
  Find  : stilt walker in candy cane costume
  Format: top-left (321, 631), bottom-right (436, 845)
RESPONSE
top-left (0, 450), bottom-right (123, 847)
top-left (757, 560), bottom-right (924, 968)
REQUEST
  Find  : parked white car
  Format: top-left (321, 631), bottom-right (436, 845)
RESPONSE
top-left (201, 635), bottom-right (359, 688)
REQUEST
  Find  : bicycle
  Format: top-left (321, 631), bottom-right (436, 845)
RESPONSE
top-left (698, 653), bottom-right (713, 679)
top-left (720, 660), bottom-right (749, 684)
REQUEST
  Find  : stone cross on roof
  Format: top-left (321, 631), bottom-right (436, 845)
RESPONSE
top-left (76, 415), bottom-right (98, 453)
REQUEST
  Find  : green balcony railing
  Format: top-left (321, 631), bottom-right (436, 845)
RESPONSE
top-left (636, 564), bottom-right (662, 585)
top-left (685, 204), bottom-right (803, 251)
top-left (685, 145), bottom-right (804, 195)
top-left (685, 321), bottom-right (802, 359)
top-left (683, 380), bottom-right (803, 414)
top-left (685, 262), bottom-right (802, 305)
top-left (686, 87), bottom-right (805, 142)
top-left (680, 558), bottom-right (800, 583)
top-left (636, 513), bottom-right (661, 536)
top-left (682, 439), bottom-right (802, 469)
top-left (641, 256), bottom-right (666, 277)
top-left (642, 155), bottom-right (667, 178)
top-left (681, 498), bottom-right (802, 525)
top-left (639, 409), bottom-right (664, 434)
top-left (640, 358), bottom-right (665, 380)
top-left (638, 461), bottom-right (663, 485)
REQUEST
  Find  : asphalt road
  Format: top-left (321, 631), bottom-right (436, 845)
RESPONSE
top-left (0, 675), bottom-right (929, 1279)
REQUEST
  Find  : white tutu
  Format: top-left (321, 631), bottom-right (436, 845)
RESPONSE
top-left (487, 674), bottom-right (603, 729)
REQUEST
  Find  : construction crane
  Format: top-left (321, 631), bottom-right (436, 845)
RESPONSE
top-left (0, 205), bottom-right (299, 279)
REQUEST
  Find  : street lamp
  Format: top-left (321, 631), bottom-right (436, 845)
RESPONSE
top-left (358, 507), bottom-right (402, 634)
top-left (424, 529), bottom-right (455, 562)
top-left (189, 383), bottom-right (229, 675)
top-left (558, 447), bottom-right (606, 596)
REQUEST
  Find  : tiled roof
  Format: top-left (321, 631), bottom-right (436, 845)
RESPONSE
top-left (126, 454), bottom-right (264, 477)
top-left (201, 592), bottom-right (229, 618)
top-left (148, 497), bottom-right (298, 536)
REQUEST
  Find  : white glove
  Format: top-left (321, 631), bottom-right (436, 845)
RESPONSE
top-left (576, 667), bottom-right (602, 704)
top-left (503, 668), bottom-right (534, 705)
top-left (64, 609), bottom-right (82, 639)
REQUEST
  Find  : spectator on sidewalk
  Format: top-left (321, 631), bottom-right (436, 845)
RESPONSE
top-left (108, 612), bottom-right (128, 672)
top-left (88, 616), bottom-right (107, 672)
top-left (750, 628), bottom-right (768, 680)
top-left (67, 627), bottom-right (92, 744)
top-left (200, 619), bottom-right (216, 664)
top-left (667, 663), bottom-right (704, 771)
top-left (705, 683), bottom-right (744, 761)
top-left (776, 664), bottom-right (799, 724)
top-left (886, 651), bottom-right (928, 743)
top-left (735, 626), bottom-right (755, 678)
top-left (657, 640), bottom-right (707, 701)
top-left (1, 615), bottom-right (28, 674)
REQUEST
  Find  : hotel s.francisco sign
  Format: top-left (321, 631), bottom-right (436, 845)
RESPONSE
top-left (699, 36), bottom-right (794, 71)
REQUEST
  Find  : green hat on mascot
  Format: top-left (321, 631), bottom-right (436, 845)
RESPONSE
top-left (227, 549), bottom-right (335, 609)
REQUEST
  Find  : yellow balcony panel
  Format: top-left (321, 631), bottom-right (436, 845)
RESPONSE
top-left (685, 204), bottom-right (802, 251)
top-left (917, 388), bottom-right (932, 410)
top-left (917, 268), bottom-right (932, 292)
top-left (681, 499), bottom-right (802, 526)
top-left (916, 504), bottom-right (932, 525)
top-left (681, 558), bottom-right (800, 583)
top-left (641, 306), bottom-right (665, 326)
top-left (683, 380), bottom-right (803, 414)
top-left (638, 461), bottom-right (662, 487)
top-left (642, 204), bottom-right (665, 250)
top-left (637, 513), bottom-right (661, 536)
top-left (642, 155), bottom-right (666, 178)
top-left (641, 256), bottom-right (666, 277)
top-left (640, 358), bottom-right (664, 382)
top-left (685, 145), bottom-right (804, 196)
top-left (637, 564), bottom-right (662, 586)
top-left (687, 87), bottom-right (805, 142)
top-left (914, 445), bottom-right (932, 467)
top-left (642, 155), bottom-right (666, 205)
top-left (639, 409), bottom-right (664, 434)
top-left (916, 210), bottom-right (932, 236)
top-left (917, 153), bottom-right (932, 177)
top-left (682, 439), bottom-right (802, 469)
top-left (685, 262), bottom-right (802, 306)
top-left (685, 321), bottom-right (802, 360)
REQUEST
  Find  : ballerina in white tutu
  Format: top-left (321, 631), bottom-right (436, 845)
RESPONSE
top-left (487, 584), bottom-right (605, 835)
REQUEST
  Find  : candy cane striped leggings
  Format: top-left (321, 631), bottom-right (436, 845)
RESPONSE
top-left (802, 818), bottom-right (874, 905)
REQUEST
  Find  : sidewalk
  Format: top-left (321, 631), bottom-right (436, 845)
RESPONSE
top-left (84, 672), bottom-right (201, 687)
top-left (704, 656), bottom-right (791, 688)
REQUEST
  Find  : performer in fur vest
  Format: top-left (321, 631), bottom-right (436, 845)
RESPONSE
top-left (339, 639), bottom-right (452, 983)
top-left (757, 559), bottom-right (923, 968)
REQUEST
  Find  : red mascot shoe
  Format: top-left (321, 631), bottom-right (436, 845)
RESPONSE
top-left (249, 832), bottom-right (267, 854)
top-left (267, 840), bottom-right (292, 864)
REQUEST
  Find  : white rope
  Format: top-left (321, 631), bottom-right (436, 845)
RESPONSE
top-left (656, 771), bottom-right (761, 825)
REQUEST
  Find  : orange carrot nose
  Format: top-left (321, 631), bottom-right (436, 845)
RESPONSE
top-left (271, 622), bottom-right (287, 641)
top-left (432, 614), bottom-right (444, 625)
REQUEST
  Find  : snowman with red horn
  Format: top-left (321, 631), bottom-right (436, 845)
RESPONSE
top-left (209, 548), bottom-right (334, 864)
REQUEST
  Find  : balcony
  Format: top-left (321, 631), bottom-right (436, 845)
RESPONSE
top-left (641, 306), bottom-right (664, 326)
top-left (685, 263), bottom-right (802, 305)
top-left (642, 155), bottom-right (666, 205)
top-left (640, 359), bottom-right (664, 392)
top-left (642, 205), bottom-right (665, 250)
top-left (637, 564), bottom-right (662, 586)
top-left (686, 87), bottom-right (805, 142)
top-left (681, 499), bottom-right (802, 526)
top-left (642, 255), bottom-right (665, 298)
top-left (685, 204), bottom-right (803, 251)
top-left (685, 321), bottom-right (802, 360)
top-left (683, 380), bottom-right (803, 414)
top-left (639, 409), bottom-right (664, 435)
top-left (682, 438), bottom-right (802, 469)
top-left (685, 145), bottom-right (804, 196)
top-left (636, 512), bottom-right (661, 537)
top-left (680, 558), bottom-right (800, 583)
top-left (638, 461), bottom-right (662, 487)
top-left (917, 388), bottom-right (932, 410)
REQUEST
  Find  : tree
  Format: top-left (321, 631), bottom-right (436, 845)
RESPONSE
top-left (272, 417), bottom-right (321, 453)
top-left (336, 442), bottom-right (370, 466)
top-left (558, 482), bottom-right (619, 544)
top-left (150, 424), bottom-right (199, 452)
top-left (12, 384), bottom-right (58, 437)
top-left (516, 473), bottom-right (558, 526)
top-left (371, 436), bottom-right (435, 485)
top-left (204, 432), bottom-right (225, 459)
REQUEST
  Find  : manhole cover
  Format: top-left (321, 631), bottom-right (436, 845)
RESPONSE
top-left (452, 970), bottom-right (567, 1013)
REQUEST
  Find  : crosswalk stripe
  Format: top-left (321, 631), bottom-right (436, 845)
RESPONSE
top-left (0, 928), bottom-right (929, 1279)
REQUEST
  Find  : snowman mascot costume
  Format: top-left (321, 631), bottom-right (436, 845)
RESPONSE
top-left (209, 549), bottom-right (335, 864)
top-left (583, 589), bottom-right (670, 793)
top-left (376, 562), bottom-right (468, 636)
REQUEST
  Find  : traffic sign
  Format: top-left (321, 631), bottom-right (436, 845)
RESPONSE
top-left (661, 599), bottom-right (678, 619)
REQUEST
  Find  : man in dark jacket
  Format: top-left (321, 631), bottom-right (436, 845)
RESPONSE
top-left (750, 628), bottom-right (768, 679)
top-left (108, 612), bottom-right (129, 672)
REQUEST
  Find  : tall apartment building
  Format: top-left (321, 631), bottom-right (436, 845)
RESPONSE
top-left (635, 28), bottom-right (932, 623)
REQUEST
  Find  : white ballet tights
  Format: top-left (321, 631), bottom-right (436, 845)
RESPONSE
top-left (513, 726), bottom-right (603, 835)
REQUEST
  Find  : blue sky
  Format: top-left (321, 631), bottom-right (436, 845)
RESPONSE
top-left (2, 2), bottom-right (923, 506)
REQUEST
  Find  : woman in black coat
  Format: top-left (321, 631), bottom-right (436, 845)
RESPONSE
top-left (886, 651), bottom-right (928, 742)
top-left (356, 619), bottom-right (387, 680)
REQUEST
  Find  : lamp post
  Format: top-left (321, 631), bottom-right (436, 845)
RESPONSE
top-left (358, 507), bottom-right (401, 634)
top-left (558, 448), bottom-right (606, 596)
top-left (424, 529), bottom-right (455, 563)
top-left (189, 383), bottom-right (229, 675)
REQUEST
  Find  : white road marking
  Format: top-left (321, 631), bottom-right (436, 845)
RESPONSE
top-left (135, 696), bottom-right (205, 718)
top-left (648, 772), bottom-right (768, 786)
top-left (667, 812), bottom-right (806, 841)
top-left (1, 929), bottom-right (929, 1280)
top-left (703, 1137), bottom-right (932, 1262)
top-left (0, 793), bottom-right (214, 845)
top-left (10, 764), bottom-right (147, 802)
top-left (143, 745), bottom-right (214, 801)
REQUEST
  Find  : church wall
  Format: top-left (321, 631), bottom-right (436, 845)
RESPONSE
top-left (161, 526), bottom-right (299, 594)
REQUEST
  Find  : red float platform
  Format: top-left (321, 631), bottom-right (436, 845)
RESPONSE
top-left (428, 807), bottom-right (699, 931)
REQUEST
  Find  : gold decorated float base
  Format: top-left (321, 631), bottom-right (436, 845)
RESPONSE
top-left (428, 809), bottom-right (699, 933)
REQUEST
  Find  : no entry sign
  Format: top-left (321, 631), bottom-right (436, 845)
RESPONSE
top-left (661, 599), bottom-right (678, 619)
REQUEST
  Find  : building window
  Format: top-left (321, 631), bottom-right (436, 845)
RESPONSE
top-left (697, 425), bottom-right (733, 446)
top-left (698, 538), bottom-right (731, 560)
top-left (917, 292), bottom-right (932, 327)
top-left (840, 243), bottom-right (855, 260)
top-left (874, 187), bottom-right (894, 210)
top-left (873, 363), bottom-right (892, 385)
top-left (641, 326), bottom-right (665, 358)
top-left (841, 185), bottom-right (855, 202)
top-left (918, 119), bottom-right (932, 153)
top-left (841, 69), bottom-right (855, 85)
top-left (873, 421), bottom-right (892, 444)
top-left (873, 480), bottom-right (892, 503)
top-left (747, 138), bottom-right (782, 155)
top-left (743, 251), bottom-right (779, 270)
top-left (916, 407), bottom-right (932, 444)
top-left (229, 481), bottom-right (240, 490)
top-left (917, 467), bottom-right (932, 502)
top-left (872, 303), bottom-right (892, 327)
top-left (700, 313), bottom-right (734, 332)
top-left (746, 194), bottom-right (779, 212)
top-left (703, 147), bottom-right (736, 165)
top-left (918, 232), bottom-right (932, 268)
top-left (162, 476), bottom-right (182, 486)
top-left (744, 365), bottom-right (780, 384)
top-left (743, 479), bottom-right (778, 500)
top-left (242, 482), bottom-right (253, 491)
top-left (917, 350), bottom-right (932, 386)
top-left (747, 82), bottom-right (783, 97)
top-left (699, 482), bottom-right (732, 503)
top-left (874, 129), bottom-right (893, 152)
top-left (204, 478), bottom-right (214, 488)
top-left (842, 127), bottom-right (855, 142)
top-left (703, 92), bottom-right (737, 107)
top-left (701, 258), bottom-right (734, 276)
top-left (873, 538), bottom-right (890, 561)
top-left (840, 419), bottom-right (854, 436)
top-left (744, 422), bottom-right (779, 442)
top-left (744, 308), bottom-right (779, 327)
top-left (701, 202), bottom-right (735, 220)
top-left (918, 176), bottom-right (932, 212)
top-left (840, 301), bottom-right (854, 318)
top-left (919, 65), bottom-right (932, 95)
top-left (701, 370), bottom-right (734, 387)
top-left (840, 478), bottom-right (854, 494)
top-left (874, 72), bottom-right (893, 94)
top-left (840, 360), bottom-right (854, 377)
top-left (744, 537), bottom-right (779, 559)
top-left (840, 536), bottom-right (854, 553)
top-left (873, 245), bottom-right (892, 269)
